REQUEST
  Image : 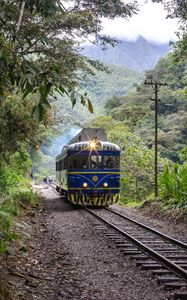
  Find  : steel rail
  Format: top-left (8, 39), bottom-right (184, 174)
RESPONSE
top-left (85, 208), bottom-right (187, 280)
top-left (46, 183), bottom-right (60, 195)
top-left (105, 208), bottom-right (187, 249)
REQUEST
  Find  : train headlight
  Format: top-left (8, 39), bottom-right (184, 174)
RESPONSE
top-left (83, 182), bottom-right (88, 188)
top-left (103, 182), bottom-right (108, 187)
top-left (90, 142), bottom-right (96, 149)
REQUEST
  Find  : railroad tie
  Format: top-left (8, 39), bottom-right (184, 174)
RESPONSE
top-left (164, 282), bottom-right (187, 290)
top-left (142, 263), bottom-right (163, 270)
top-left (171, 292), bottom-right (187, 300)
top-left (165, 256), bottom-right (187, 260)
top-left (151, 269), bottom-right (172, 275)
top-left (130, 255), bottom-right (149, 260)
top-left (122, 250), bottom-right (142, 255)
top-left (116, 243), bottom-right (133, 248)
top-left (136, 260), bottom-right (156, 266)
top-left (157, 276), bottom-right (180, 284)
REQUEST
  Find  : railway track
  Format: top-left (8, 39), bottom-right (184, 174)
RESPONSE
top-left (45, 182), bottom-right (59, 193)
top-left (47, 184), bottom-right (187, 299)
top-left (85, 207), bottom-right (187, 300)
top-left (48, 182), bottom-right (57, 190)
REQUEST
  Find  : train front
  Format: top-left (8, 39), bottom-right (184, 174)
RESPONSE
top-left (67, 140), bottom-right (120, 206)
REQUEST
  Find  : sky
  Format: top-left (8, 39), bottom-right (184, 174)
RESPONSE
top-left (101, 0), bottom-right (179, 44)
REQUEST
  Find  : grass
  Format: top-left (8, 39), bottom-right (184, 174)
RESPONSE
top-left (119, 197), bottom-right (144, 207)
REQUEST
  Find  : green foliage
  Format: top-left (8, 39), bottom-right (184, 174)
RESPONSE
top-left (0, 93), bottom-right (44, 155)
top-left (0, 146), bottom-right (32, 195)
top-left (180, 145), bottom-right (187, 162)
top-left (91, 115), bottom-right (129, 134)
top-left (111, 104), bottom-right (150, 127)
top-left (105, 53), bottom-right (187, 163)
top-left (2, 189), bottom-right (39, 216)
top-left (91, 115), bottom-right (167, 202)
top-left (173, 30), bottom-right (187, 62)
top-left (152, 0), bottom-right (187, 21)
top-left (0, 164), bottom-right (21, 195)
top-left (159, 164), bottom-right (187, 209)
top-left (16, 190), bottom-right (40, 206)
top-left (82, 64), bottom-right (143, 108)
top-left (152, 1), bottom-right (187, 61)
top-left (0, 210), bottom-right (15, 253)
top-left (0, 189), bottom-right (40, 253)
top-left (0, 0), bottom-right (138, 119)
top-left (88, 45), bottom-right (187, 212)
top-left (49, 64), bottom-right (142, 129)
top-left (104, 96), bottom-right (123, 112)
top-left (110, 130), bottom-right (159, 202)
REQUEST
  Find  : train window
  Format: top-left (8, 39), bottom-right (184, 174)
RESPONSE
top-left (64, 158), bottom-right (68, 169)
top-left (103, 156), bottom-right (119, 169)
top-left (72, 159), bottom-right (78, 169)
top-left (90, 155), bottom-right (102, 169)
top-left (80, 157), bottom-right (89, 169)
top-left (68, 155), bottom-right (89, 170)
top-left (57, 161), bottom-right (61, 171)
top-left (56, 160), bottom-right (68, 171)
top-left (68, 155), bottom-right (103, 169)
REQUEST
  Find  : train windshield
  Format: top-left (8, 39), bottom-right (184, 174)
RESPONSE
top-left (68, 154), bottom-right (119, 170)
top-left (90, 155), bottom-right (102, 169)
top-left (103, 156), bottom-right (120, 169)
top-left (68, 155), bottom-right (102, 170)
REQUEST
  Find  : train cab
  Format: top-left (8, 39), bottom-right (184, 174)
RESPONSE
top-left (56, 139), bottom-right (120, 206)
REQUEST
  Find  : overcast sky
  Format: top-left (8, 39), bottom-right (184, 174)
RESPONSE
top-left (101, 0), bottom-right (179, 44)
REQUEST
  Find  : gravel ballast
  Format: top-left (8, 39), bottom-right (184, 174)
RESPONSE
top-left (112, 204), bottom-right (187, 244)
top-left (7, 183), bottom-right (186, 299)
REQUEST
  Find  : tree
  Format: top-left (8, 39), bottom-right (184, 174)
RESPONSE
top-left (152, 0), bottom-right (187, 20)
top-left (91, 115), bottom-right (168, 202)
top-left (0, 0), bottom-right (138, 119)
top-left (152, 0), bottom-right (187, 61)
top-left (0, 93), bottom-right (43, 157)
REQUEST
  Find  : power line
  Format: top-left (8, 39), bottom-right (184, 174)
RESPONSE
top-left (144, 80), bottom-right (167, 198)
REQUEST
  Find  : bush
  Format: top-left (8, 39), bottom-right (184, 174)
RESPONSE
top-left (2, 190), bottom-right (40, 215)
top-left (0, 146), bottom-right (32, 195)
top-left (0, 190), bottom-right (40, 253)
top-left (159, 164), bottom-right (187, 209)
top-left (13, 190), bottom-right (40, 207)
top-left (0, 210), bottom-right (17, 253)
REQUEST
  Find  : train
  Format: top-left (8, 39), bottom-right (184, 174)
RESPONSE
top-left (56, 130), bottom-right (120, 206)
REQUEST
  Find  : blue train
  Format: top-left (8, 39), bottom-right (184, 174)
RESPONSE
top-left (56, 139), bottom-right (120, 206)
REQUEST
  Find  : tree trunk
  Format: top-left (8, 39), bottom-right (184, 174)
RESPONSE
top-left (16, 0), bottom-right (26, 32)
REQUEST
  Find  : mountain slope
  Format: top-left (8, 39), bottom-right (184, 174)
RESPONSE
top-left (105, 54), bottom-right (187, 162)
top-left (50, 63), bottom-right (143, 128)
top-left (83, 36), bottom-right (170, 72)
top-left (81, 64), bottom-right (143, 108)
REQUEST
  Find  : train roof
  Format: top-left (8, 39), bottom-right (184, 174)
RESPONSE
top-left (56, 141), bottom-right (120, 160)
top-left (68, 128), bottom-right (107, 144)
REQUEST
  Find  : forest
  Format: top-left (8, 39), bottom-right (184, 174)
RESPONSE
top-left (92, 53), bottom-right (187, 209)
top-left (0, 0), bottom-right (186, 254)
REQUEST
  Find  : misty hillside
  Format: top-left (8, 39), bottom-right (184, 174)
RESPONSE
top-left (49, 63), bottom-right (143, 129)
top-left (82, 36), bottom-right (170, 72)
top-left (81, 64), bottom-right (143, 107)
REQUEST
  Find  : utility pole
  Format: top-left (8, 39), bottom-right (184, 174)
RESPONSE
top-left (144, 80), bottom-right (167, 198)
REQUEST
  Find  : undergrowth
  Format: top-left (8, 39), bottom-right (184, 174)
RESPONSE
top-left (159, 163), bottom-right (187, 211)
top-left (0, 147), bottom-right (41, 253)
top-left (0, 188), bottom-right (40, 253)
